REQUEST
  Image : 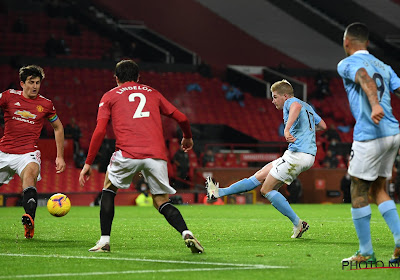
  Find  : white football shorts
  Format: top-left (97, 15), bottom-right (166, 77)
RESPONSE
top-left (348, 134), bottom-right (400, 181)
top-left (107, 150), bottom-right (176, 195)
top-left (0, 150), bottom-right (42, 184)
top-left (269, 150), bottom-right (315, 185)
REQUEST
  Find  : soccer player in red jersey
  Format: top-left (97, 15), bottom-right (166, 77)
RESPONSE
top-left (79, 60), bottom-right (204, 253)
top-left (0, 65), bottom-right (66, 238)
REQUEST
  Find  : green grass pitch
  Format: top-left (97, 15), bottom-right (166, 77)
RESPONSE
top-left (0, 204), bottom-right (399, 279)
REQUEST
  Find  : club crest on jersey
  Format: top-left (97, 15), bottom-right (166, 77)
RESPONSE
top-left (14, 110), bottom-right (37, 119)
top-left (36, 105), bottom-right (44, 112)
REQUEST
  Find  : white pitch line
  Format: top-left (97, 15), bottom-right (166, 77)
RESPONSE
top-left (0, 253), bottom-right (287, 268)
top-left (0, 266), bottom-right (281, 279)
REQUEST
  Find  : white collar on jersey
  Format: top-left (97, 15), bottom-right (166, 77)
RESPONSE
top-left (353, 50), bottom-right (369, 55)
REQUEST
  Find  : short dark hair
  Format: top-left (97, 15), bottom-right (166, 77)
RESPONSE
top-left (19, 65), bottom-right (45, 82)
top-left (345, 22), bottom-right (369, 42)
top-left (115, 60), bottom-right (139, 83)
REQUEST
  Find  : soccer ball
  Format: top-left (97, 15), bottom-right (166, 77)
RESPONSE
top-left (47, 193), bottom-right (71, 217)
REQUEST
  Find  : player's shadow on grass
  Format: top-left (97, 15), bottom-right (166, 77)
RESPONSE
top-left (262, 239), bottom-right (365, 246)
top-left (311, 240), bottom-right (359, 246)
top-left (249, 238), bottom-right (359, 246)
top-left (0, 237), bottom-right (88, 247)
top-left (242, 238), bottom-right (315, 245)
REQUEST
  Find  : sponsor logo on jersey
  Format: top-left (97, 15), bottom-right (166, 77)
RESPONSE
top-left (14, 110), bottom-right (37, 119)
top-left (12, 116), bottom-right (35, 124)
top-left (36, 105), bottom-right (44, 112)
top-left (14, 102), bottom-right (21, 106)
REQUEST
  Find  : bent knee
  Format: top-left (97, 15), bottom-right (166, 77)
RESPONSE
top-left (260, 189), bottom-right (267, 197)
top-left (152, 194), bottom-right (169, 209)
top-left (260, 187), bottom-right (274, 197)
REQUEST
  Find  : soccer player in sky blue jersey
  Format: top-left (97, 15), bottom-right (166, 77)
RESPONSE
top-left (338, 23), bottom-right (400, 264)
top-left (283, 97), bottom-right (320, 156)
top-left (206, 80), bottom-right (326, 239)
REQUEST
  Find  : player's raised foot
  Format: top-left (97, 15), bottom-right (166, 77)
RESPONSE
top-left (389, 247), bottom-right (400, 264)
top-left (205, 176), bottom-right (219, 201)
top-left (21, 214), bottom-right (34, 239)
top-left (342, 250), bottom-right (376, 263)
top-left (291, 220), bottom-right (309, 238)
top-left (184, 234), bottom-right (204, 254)
top-left (88, 241), bottom-right (110, 252)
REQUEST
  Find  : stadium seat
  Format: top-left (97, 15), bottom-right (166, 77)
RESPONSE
top-left (214, 153), bottom-right (225, 167)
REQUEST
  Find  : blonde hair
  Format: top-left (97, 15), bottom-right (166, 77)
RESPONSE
top-left (271, 79), bottom-right (294, 96)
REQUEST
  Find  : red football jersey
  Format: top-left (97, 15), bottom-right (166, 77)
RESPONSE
top-left (97, 82), bottom-right (177, 161)
top-left (0, 89), bottom-right (58, 154)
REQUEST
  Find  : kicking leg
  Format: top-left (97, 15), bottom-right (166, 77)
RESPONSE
top-left (218, 176), bottom-right (261, 197)
top-left (206, 163), bottom-right (271, 199)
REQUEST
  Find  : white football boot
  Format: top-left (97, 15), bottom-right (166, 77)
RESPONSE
top-left (183, 232), bottom-right (204, 254)
top-left (291, 220), bottom-right (309, 238)
top-left (88, 241), bottom-right (110, 252)
top-left (205, 176), bottom-right (219, 201)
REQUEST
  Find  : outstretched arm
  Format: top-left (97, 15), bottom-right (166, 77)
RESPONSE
top-left (355, 68), bottom-right (384, 124)
top-left (50, 118), bottom-right (66, 173)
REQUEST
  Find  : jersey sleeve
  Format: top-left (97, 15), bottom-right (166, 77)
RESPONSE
top-left (389, 66), bottom-right (400, 92)
top-left (97, 93), bottom-right (111, 121)
top-left (337, 57), bottom-right (359, 82)
top-left (85, 118), bottom-right (108, 165)
top-left (158, 92), bottom-right (178, 116)
top-left (312, 109), bottom-right (322, 125)
top-left (46, 101), bottom-right (58, 123)
top-left (170, 110), bottom-right (192, 138)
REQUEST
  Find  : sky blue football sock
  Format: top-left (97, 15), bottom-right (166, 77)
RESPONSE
top-left (351, 205), bottom-right (373, 256)
top-left (218, 175), bottom-right (260, 197)
top-left (378, 200), bottom-right (400, 247)
top-left (264, 190), bottom-right (299, 226)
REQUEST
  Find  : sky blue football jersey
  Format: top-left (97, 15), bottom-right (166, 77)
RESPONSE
top-left (337, 50), bottom-right (400, 141)
top-left (283, 97), bottom-right (322, 156)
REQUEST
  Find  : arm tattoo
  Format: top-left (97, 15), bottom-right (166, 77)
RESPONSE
top-left (355, 68), bottom-right (379, 107)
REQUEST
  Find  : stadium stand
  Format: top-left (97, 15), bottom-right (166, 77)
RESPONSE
top-left (0, 11), bottom-right (112, 59)
top-left (92, 0), bottom-right (308, 73)
top-left (2, 0), bottom-right (400, 205)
